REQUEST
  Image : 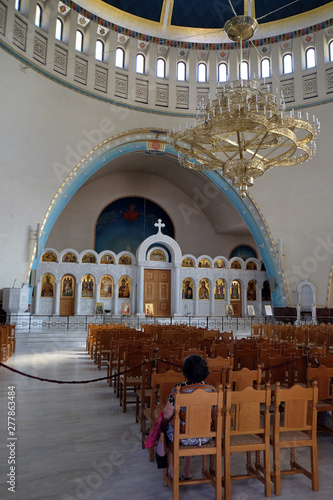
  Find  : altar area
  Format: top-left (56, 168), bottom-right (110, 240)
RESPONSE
top-left (31, 221), bottom-right (272, 320)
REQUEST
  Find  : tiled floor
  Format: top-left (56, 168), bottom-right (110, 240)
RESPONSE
top-left (0, 329), bottom-right (332, 500)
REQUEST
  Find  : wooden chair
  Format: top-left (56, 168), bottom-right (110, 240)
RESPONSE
top-left (119, 349), bottom-right (149, 413)
top-left (271, 382), bottom-right (319, 495)
top-left (223, 383), bottom-right (271, 500)
top-left (227, 365), bottom-right (262, 391)
top-left (234, 348), bottom-right (257, 370)
top-left (142, 369), bottom-right (185, 462)
top-left (220, 331), bottom-right (233, 343)
top-left (318, 353), bottom-right (333, 367)
top-left (205, 368), bottom-right (228, 388)
top-left (180, 347), bottom-right (207, 359)
top-left (207, 355), bottom-right (234, 372)
top-left (264, 354), bottom-right (292, 387)
top-left (163, 385), bottom-right (223, 500)
top-left (306, 365), bottom-right (333, 435)
top-left (135, 361), bottom-right (153, 426)
top-left (113, 340), bottom-right (137, 395)
top-left (210, 341), bottom-right (231, 358)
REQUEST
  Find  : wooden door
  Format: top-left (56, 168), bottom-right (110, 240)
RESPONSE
top-left (60, 275), bottom-right (75, 316)
top-left (144, 269), bottom-right (171, 316)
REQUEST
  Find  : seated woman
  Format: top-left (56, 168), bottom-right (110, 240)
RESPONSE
top-left (163, 354), bottom-right (216, 480)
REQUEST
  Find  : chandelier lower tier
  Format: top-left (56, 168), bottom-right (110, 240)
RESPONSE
top-left (171, 79), bottom-right (320, 197)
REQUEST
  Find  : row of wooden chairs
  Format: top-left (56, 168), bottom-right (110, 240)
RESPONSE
top-left (0, 324), bottom-right (16, 362)
top-left (138, 363), bottom-right (262, 462)
top-left (162, 381), bottom-right (319, 500)
top-left (251, 323), bottom-right (333, 350)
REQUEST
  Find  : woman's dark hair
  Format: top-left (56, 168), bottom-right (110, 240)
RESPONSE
top-left (182, 354), bottom-right (209, 383)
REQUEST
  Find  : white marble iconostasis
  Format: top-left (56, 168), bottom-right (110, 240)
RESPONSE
top-left (34, 230), bottom-right (272, 317)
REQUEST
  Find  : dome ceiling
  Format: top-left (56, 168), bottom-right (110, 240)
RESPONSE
top-left (98, 0), bottom-right (331, 28)
top-left (81, 1), bottom-right (333, 41)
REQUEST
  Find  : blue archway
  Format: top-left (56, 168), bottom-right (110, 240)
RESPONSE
top-left (30, 129), bottom-right (287, 306)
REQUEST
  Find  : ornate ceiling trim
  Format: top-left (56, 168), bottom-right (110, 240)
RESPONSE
top-left (69, 1), bottom-right (333, 43)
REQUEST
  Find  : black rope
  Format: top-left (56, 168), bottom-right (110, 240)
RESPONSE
top-left (0, 359), bottom-right (150, 384)
top-left (0, 353), bottom-right (307, 384)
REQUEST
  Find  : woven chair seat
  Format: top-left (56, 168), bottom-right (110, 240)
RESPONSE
top-left (179, 438), bottom-right (215, 450)
top-left (120, 376), bottom-right (141, 385)
top-left (230, 433), bottom-right (263, 445)
top-left (279, 430), bottom-right (310, 441)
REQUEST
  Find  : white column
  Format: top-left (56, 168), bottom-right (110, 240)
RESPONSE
top-left (257, 282), bottom-right (262, 316)
top-left (54, 281), bottom-right (61, 315)
top-left (35, 282), bottom-right (41, 314)
top-left (114, 285), bottom-right (119, 314)
top-left (225, 281), bottom-right (230, 312)
top-left (210, 283), bottom-right (215, 316)
top-left (173, 265), bottom-right (181, 316)
top-left (194, 282), bottom-right (199, 316)
top-left (75, 281), bottom-right (81, 315)
top-left (136, 265), bottom-right (145, 315)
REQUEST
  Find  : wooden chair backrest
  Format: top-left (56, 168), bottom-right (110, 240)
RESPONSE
top-left (173, 385), bottom-right (223, 442)
top-left (207, 355), bottom-right (234, 371)
top-left (150, 368), bottom-right (185, 409)
top-left (227, 365), bottom-right (262, 391)
top-left (273, 381), bottom-right (318, 432)
top-left (181, 348), bottom-right (207, 359)
top-left (235, 348), bottom-right (257, 370)
top-left (318, 354), bottom-right (333, 367)
top-left (225, 383), bottom-right (271, 434)
top-left (211, 342), bottom-right (231, 358)
top-left (205, 369), bottom-right (228, 388)
top-left (123, 349), bottom-right (149, 377)
top-left (265, 354), bottom-right (292, 385)
top-left (306, 365), bottom-right (333, 400)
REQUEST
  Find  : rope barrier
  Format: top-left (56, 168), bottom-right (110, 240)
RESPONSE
top-left (0, 353), bottom-right (307, 384)
top-left (0, 359), bottom-right (150, 384)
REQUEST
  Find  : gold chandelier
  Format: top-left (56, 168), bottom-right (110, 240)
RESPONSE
top-left (170, 2), bottom-right (320, 197)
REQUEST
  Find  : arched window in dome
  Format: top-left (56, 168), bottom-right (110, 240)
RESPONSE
top-left (260, 58), bottom-right (271, 78)
top-left (282, 53), bottom-right (293, 74)
top-left (197, 62), bottom-right (207, 82)
top-left (95, 40), bottom-right (104, 61)
top-left (305, 47), bottom-right (316, 69)
top-left (35, 4), bottom-right (42, 27)
top-left (218, 62), bottom-right (228, 83)
top-left (156, 58), bottom-right (166, 78)
top-left (136, 53), bottom-right (145, 74)
top-left (177, 61), bottom-right (186, 81)
top-left (240, 60), bottom-right (249, 80)
top-left (55, 18), bottom-right (63, 41)
top-left (115, 47), bottom-right (125, 68)
top-left (329, 40), bottom-right (333, 62)
top-left (15, 0), bottom-right (20, 11)
top-left (75, 30), bottom-right (83, 52)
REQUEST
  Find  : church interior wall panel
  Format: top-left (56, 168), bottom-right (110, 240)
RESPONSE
top-left (0, 2), bottom-right (7, 36)
top-left (54, 44), bottom-right (68, 76)
top-left (13, 14), bottom-right (27, 51)
top-left (33, 31), bottom-right (47, 65)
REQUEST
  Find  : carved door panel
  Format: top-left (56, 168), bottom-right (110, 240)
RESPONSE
top-left (144, 269), bottom-right (171, 316)
top-left (60, 298), bottom-right (75, 316)
top-left (231, 301), bottom-right (242, 317)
